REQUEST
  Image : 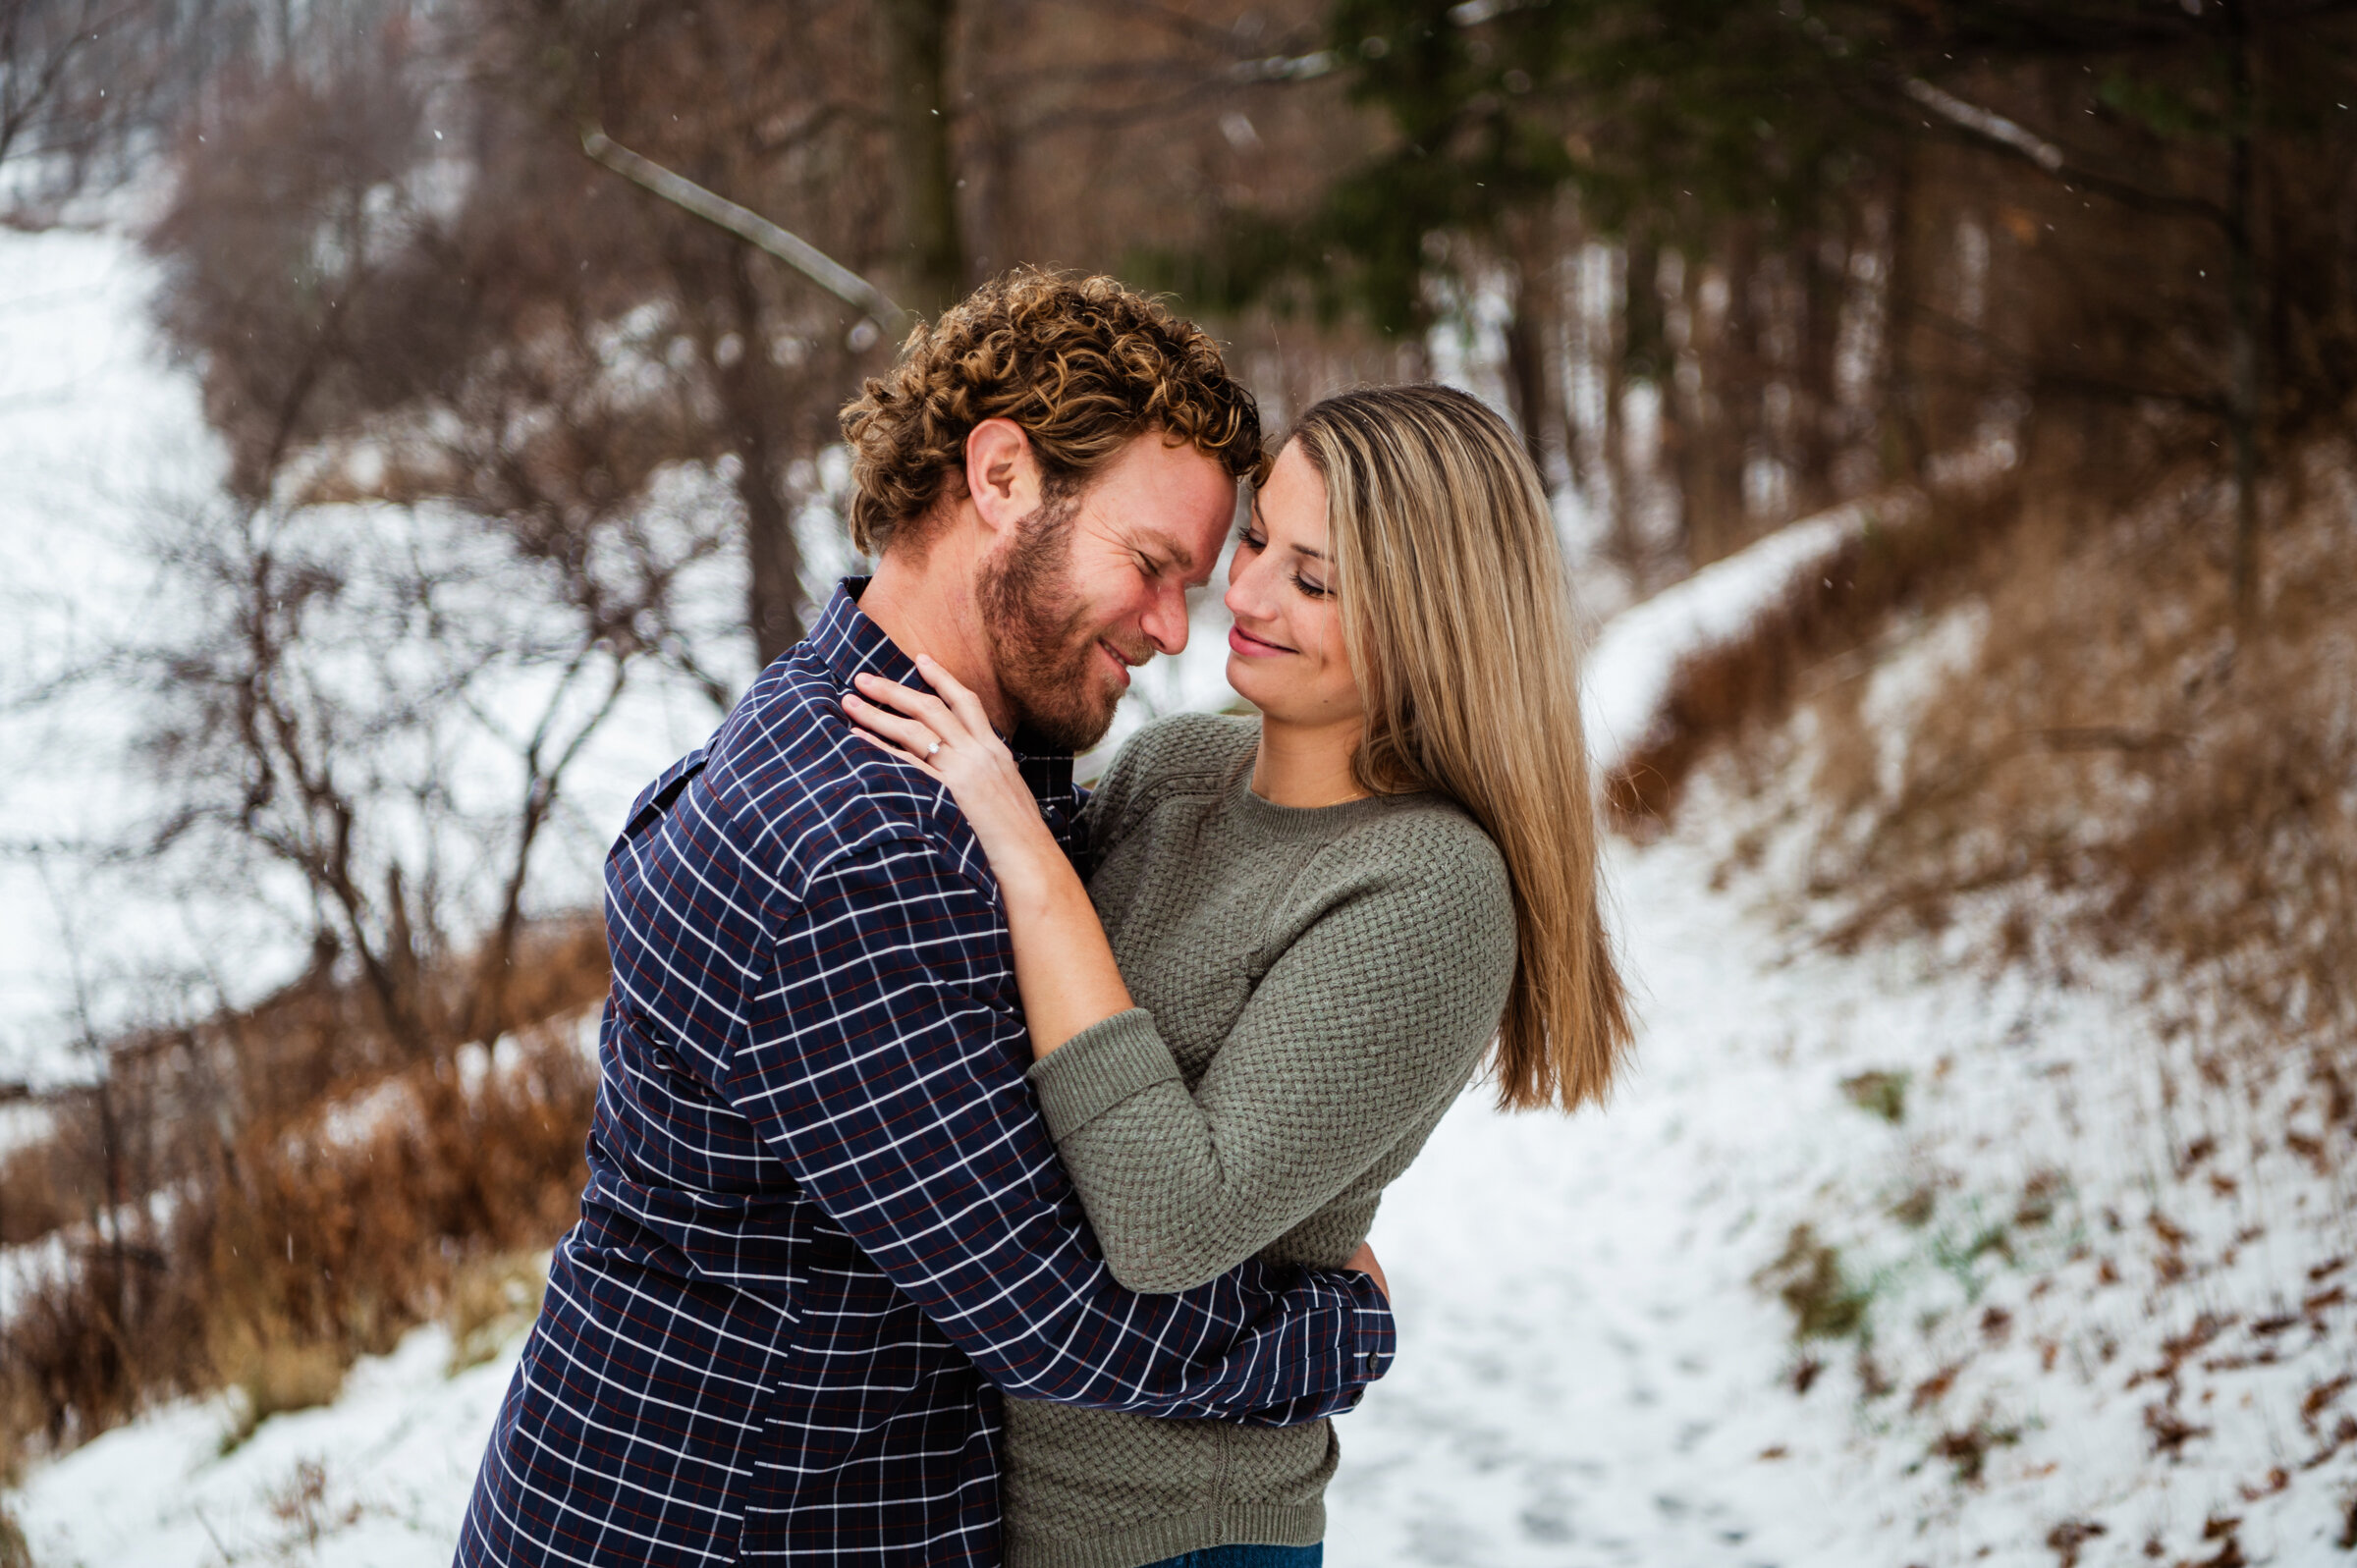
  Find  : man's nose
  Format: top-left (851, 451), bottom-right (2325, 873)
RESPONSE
top-left (1141, 578), bottom-right (1190, 654)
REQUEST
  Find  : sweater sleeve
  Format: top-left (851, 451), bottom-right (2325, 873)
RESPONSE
top-left (1025, 814), bottom-right (1517, 1292)
top-left (730, 832), bottom-right (1395, 1421)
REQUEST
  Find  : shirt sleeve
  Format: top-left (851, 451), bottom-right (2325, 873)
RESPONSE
top-left (1025, 832), bottom-right (1517, 1293)
top-left (723, 832), bottom-right (1395, 1424)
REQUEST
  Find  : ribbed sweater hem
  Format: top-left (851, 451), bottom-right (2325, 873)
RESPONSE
top-left (1006, 1501), bottom-right (1324, 1568)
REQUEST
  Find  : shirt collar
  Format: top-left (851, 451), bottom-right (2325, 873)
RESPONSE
top-left (810, 575), bottom-right (920, 691)
top-left (812, 577), bottom-right (1076, 804)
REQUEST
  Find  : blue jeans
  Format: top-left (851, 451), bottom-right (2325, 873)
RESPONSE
top-left (1141, 1548), bottom-right (1321, 1568)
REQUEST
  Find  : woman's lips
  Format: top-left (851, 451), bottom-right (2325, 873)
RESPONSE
top-left (1228, 625), bottom-right (1292, 658)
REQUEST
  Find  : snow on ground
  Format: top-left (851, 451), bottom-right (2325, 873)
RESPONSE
top-left (4, 227), bottom-right (2344, 1566)
top-left (9, 1324), bottom-right (522, 1567)
top-left (1333, 788), bottom-right (2356, 1566)
top-left (0, 224), bottom-right (226, 1073)
top-left (13, 720), bottom-right (2351, 1564)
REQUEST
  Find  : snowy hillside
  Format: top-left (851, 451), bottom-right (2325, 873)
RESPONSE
top-left (12, 616), bottom-right (2350, 1563)
top-left (4, 226), bottom-right (2345, 1568)
top-left (1577, 492), bottom-right (1920, 778)
top-left (1331, 765), bottom-right (2356, 1566)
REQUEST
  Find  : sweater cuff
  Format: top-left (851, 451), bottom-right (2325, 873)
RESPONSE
top-left (1027, 1008), bottom-right (1182, 1139)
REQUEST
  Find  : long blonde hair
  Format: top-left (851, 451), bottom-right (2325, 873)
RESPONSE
top-left (1288, 384), bottom-right (1633, 1112)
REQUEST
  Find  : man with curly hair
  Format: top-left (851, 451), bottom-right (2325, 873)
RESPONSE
top-left (841, 270), bottom-right (1271, 754)
top-left (456, 272), bottom-right (1395, 1568)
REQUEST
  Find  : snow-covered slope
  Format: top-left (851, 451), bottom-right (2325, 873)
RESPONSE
top-left (0, 225), bottom-right (224, 1072)
top-left (6, 1327), bottom-right (516, 1566)
top-left (7, 318), bottom-right (2346, 1564)
top-left (1330, 790), bottom-right (2354, 1565)
top-left (13, 736), bottom-right (2350, 1564)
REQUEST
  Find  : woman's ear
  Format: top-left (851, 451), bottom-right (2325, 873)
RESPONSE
top-left (962, 417), bottom-right (1044, 541)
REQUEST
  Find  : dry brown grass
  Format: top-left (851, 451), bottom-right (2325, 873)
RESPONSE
top-left (447, 1248), bottom-right (554, 1374)
top-left (0, 918), bottom-right (608, 1469)
top-left (219, 1335), bottom-right (348, 1452)
top-left (1798, 441), bottom-right (2357, 1072)
top-left (1618, 406), bottom-right (2354, 1106)
top-left (0, 915), bottom-right (608, 1259)
top-left (0, 1143), bottom-right (68, 1249)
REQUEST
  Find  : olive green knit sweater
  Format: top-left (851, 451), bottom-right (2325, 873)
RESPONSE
top-left (1005, 713), bottom-right (1517, 1568)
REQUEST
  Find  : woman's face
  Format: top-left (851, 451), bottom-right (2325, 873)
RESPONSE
top-left (1224, 441), bottom-right (1364, 730)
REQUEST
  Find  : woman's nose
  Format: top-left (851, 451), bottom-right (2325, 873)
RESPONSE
top-left (1224, 551), bottom-right (1272, 621)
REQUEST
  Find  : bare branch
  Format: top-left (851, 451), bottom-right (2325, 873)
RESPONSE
top-left (581, 128), bottom-right (911, 330)
top-left (1903, 78), bottom-right (2063, 173)
top-left (1898, 76), bottom-right (2230, 228)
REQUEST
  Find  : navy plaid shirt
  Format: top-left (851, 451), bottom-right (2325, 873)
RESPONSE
top-left (457, 581), bottom-right (1395, 1567)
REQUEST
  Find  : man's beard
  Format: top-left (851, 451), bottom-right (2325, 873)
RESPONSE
top-left (976, 493), bottom-right (1139, 753)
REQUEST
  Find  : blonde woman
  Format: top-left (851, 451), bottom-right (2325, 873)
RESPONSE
top-left (844, 382), bottom-right (1633, 1568)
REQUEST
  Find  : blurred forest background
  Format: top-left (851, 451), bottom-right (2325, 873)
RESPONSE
top-left (2, 0), bottom-right (2355, 1531)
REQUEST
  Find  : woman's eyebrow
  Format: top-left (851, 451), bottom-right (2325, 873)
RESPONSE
top-left (1242, 500), bottom-right (1326, 562)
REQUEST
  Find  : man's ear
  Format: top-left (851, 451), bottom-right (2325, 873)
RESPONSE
top-left (962, 418), bottom-right (1043, 541)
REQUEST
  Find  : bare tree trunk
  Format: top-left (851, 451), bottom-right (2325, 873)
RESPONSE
top-left (1672, 250), bottom-right (1723, 568)
top-left (1879, 143), bottom-right (1927, 484)
top-left (2225, 0), bottom-right (2263, 620)
top-left (1796, 225), bottom-right (1846, 515)
top-left (1684, 226), bottom-right (1758, 568)
top-left (874, 0), bottom-right (965, 315)
top-left (1601, 261), bottom-right (1633, 578)
top-left (1607, 240), bottom-right (1663, 580)
top-left (720, 245), bottom-right (809, 667)
top-left (1503, 258), bottom-right (1552, 472)
top-left (961, 0), bottom-right (1022, 280)
top-left (381, 863), bottom-right (427, 1050)
top-left (1553, 201), bottom-right (1595, 502)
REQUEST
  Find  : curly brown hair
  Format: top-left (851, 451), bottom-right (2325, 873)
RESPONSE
top-left (838, 269), bottom-right (1267, 557)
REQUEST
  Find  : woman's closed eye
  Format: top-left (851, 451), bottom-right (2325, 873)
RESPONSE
top-left (1235, 522), bottom-right (1328, 597)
